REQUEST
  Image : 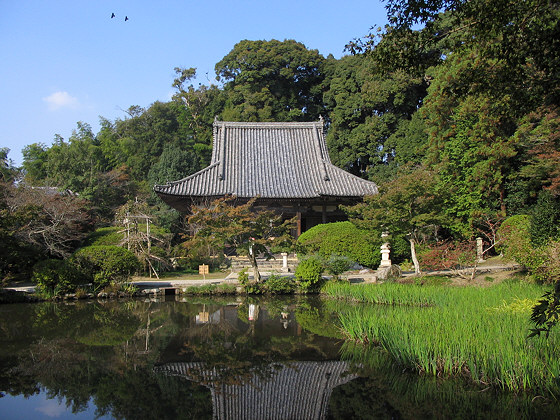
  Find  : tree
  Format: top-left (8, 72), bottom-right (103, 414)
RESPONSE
top-left (421, 51), bottom-right (519, 233)
top-left (115, 199), bottom-right (173, 277)
top-left (0, 155), bottom-right (40, 280)
top-left (374, 1), bottom-right (559, 228)
top-left (184, 197), bottom-right (295, 282)
top-left (215, 39), bottom-right (327, 122)
top-left (148, 143), bottom-right (200, 188)
top-left (4, 184), bottom-right (92, 258)
top-left (346, 167), bottom-right (448, 274)
top-left (0, 148), bottom-right (18, 183)
top-left (97, 101), bottom-right (200, 184)
top-left (324, 54), bottom-right (429, 178)
top-left (21, 143), bottom-right (49, 183)
top-left (382, 0), bottom-right (560, 112)
top-left (325, 16), bottom-right (454, 179)
top-left (515, 106), bottom-right (560, 198)
top-left (43, 122), bottom-right (108, 196)
top-left (172, 67), bottom-right (224, 166)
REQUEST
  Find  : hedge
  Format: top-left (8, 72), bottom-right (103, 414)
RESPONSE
top-left (296, 221), bottom-right (380, 268)
top-left (71, 245), bottom-right (140, 287)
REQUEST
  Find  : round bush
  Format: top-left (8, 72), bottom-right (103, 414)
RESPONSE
top-left (83, 226), bottom-right (123, 246)
top-left (295, 256), bottom-right (324, 291)
top-left (296, 221), bottom-right (380, 268)
top-left (71, 245), bottom-right (140, 287)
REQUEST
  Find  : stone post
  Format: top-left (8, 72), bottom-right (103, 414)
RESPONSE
top-left (476, 237), bottom-right (484, 263)
top-left (281, 252), bottom-right (289, 273)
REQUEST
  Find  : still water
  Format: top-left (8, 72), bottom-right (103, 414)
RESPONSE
top-left (0, 296), bottom-right (558, 419)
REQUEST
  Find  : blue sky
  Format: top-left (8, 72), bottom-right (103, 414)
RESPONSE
top-left (1, 0), bottom-right (387, 166)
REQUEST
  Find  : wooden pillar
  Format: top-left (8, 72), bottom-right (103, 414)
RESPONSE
top-left (322, 204), bottom-right (327, 224)
top-left (296, 211), bottom-right (302, 238)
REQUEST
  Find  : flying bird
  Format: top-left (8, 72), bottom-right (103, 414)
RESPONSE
top-left (111, 12), bottom-right (115, 18)
top-left (125, 16), bottom-right (129, 21)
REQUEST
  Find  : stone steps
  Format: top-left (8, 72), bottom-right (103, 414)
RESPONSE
top-left (230, 255), bottom-right (298, 272)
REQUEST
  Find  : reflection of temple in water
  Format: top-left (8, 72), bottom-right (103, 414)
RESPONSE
top-left (156, 361), bottom-right (356, 420)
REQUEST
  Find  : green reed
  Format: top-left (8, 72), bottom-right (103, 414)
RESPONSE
top-left (323, 281), bottom-right (560, 394)
top-left (335, 342), bottom-right (560, 419)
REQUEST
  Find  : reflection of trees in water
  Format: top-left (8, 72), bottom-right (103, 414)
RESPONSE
top-left (0, 297), bottom-right (348, 419)
top-left (4, 336), bottom-right (213, 419)
top-left (332, 342), bottom-right (560, 420)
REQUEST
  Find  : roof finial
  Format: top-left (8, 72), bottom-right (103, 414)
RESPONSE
top-left (319, 115), bottom-right (324, 124)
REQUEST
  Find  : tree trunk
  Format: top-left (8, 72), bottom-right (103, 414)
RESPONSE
top-left (410, 238), bottom-right (421, 275)
top-left (248, 249), bottom-right (261, 283)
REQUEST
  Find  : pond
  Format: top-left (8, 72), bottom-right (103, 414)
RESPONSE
top-left (0, 296), bottom-right (558, 419)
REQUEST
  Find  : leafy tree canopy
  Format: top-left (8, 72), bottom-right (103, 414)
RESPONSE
top-left (216, 39), bottom-right (327, 122)
top-left (184, 197), bottom-right (295, 282)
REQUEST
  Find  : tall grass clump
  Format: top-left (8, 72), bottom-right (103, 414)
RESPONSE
top-left (326, 281), bottom-right (560, 394)
top-left (322, 281), bottom-right (437, 306)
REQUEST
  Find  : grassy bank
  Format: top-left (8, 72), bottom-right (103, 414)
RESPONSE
top-left (323, 280), bottom-right (560, 394)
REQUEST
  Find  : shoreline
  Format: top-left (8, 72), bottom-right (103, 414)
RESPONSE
top-left (1, 262), bottom-right (524, 304)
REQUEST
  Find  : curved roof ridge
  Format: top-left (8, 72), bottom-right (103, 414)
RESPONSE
top-left (154, 162), bottom-right (220, 191)
top-left (214, 120), bottom-right (322, 129)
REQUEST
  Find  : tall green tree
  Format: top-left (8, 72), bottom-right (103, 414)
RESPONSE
top-left (22, 143), bottom-right (48, 183)
top-left (382, 0), bottom-right (559, 107)
top-left (172, 67), bottom-right (224, 166)
top-left (147, 143), bottom-right (201, 231)
top-left (216, 39), bottom-right (327, 122)
top-left (48, 122), bottom-right (107, 196)
top-left (421, 49), bottom-right (519, 233)
top-left (0, 148), bottom-right (17, 183)
top-left (325, 15), bottom-right (457, 180)
top-left (346, 167), bottom-right (448, 274)
top-left (324, 54), bottom-right (429, 179)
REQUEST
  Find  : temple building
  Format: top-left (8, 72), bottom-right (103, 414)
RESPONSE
top-left (154, 119), bottom-right (378, 235)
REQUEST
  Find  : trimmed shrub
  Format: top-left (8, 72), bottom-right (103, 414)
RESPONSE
top-left (83, 226), bottom-right (123, 246)
top-left (296, 221), bottom-right (380, 268)
top-left (295, 256), bottom-right (324, 292)
top-left (31, 259), bottom-right (82, 295)
top-left (325, 255), bottom-right (354, 277)
top-left (264, 274), bottom-right (296, 294)
top-left (71, 245), bottom-right (140, 288)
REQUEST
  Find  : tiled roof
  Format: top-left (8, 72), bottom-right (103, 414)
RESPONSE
top-left (154, 120), bottom-right (378, 200)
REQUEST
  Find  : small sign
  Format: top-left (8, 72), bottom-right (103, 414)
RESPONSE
top-left (199, 264), bottom-right (209, 275)
top-left (197, 312), bottom-right (209, 323)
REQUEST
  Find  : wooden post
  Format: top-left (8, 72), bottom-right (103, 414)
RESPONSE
top-left (296, 211), bottom-right (302, 238)
top-left (322, 204), bottom-right (327, 224)
top-left (199, 264), bottom-right (209, 280)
